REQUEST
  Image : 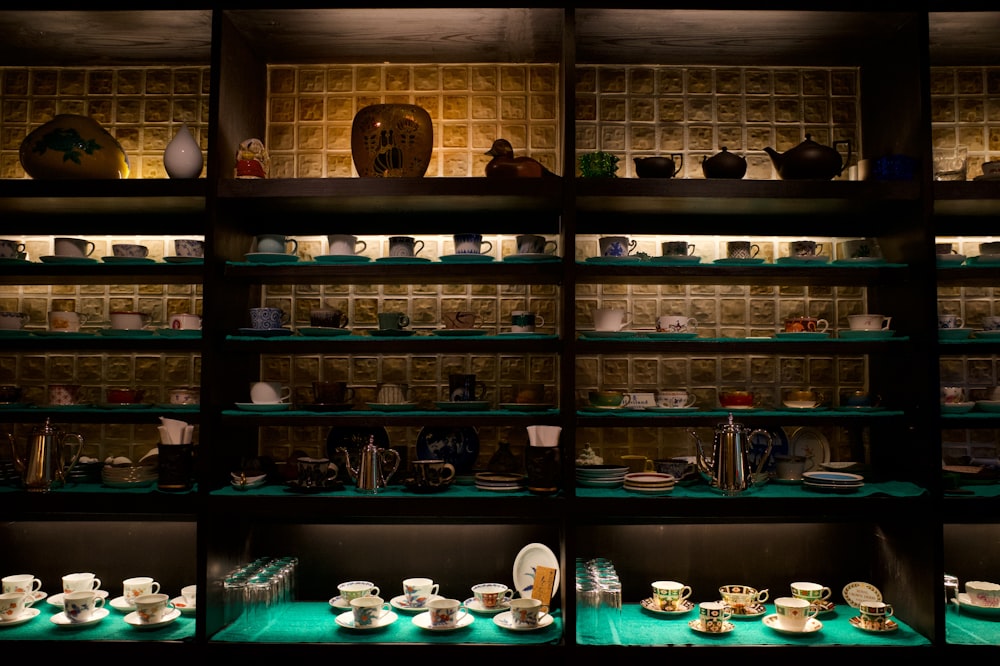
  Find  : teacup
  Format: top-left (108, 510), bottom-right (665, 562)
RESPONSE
top-left (448, 373), bottom-right (487, 402)
top-left (0, 592), bottom-right (34, 622)
top-left (653, 458), bottom-right (695, 479)
top-left (409, 459), bottom-right (456, 488)
top-left (1, 574), bottom-right (42, 596)
top-left (328, 234), bottom-right (366, 256)
top-left (168, 387), bottom-right (199, 405)
top-left (377, 383), bottom-right (410, 405)
top-left (309, 308), bottom-right (348, 328)
top-left (965, 580), bottom-right (1000, 607)
top-left (941, 386), bottom-right (965, 404)
top-left (453, 233), bottom-right (492, 255)
top-left (0, 239), bottom-right (26, 259)
top-left (106, 388), bottom-right (145, 404)
top-left (54, 237), bottom-right (96, 257)
top-left (981, 316), bottom-right (1000, 332)
top-left (109, 311), bottom-right (151, 330)
top-left (652, 580), bottom-right (692, 611)
top-left (589, 390), bottom-right (629, 409)
top-left (773, 596), bottom-right (818, 631)
top-left (847, 314), bottom-right (891, 331)
top-left (726, 240), bottom-right (759, 259)
top-left (133, 593), bottom-right (172, 624)
top-left (471, 583), bottom-right (513, 609)
top-left (174, 239), bottom-right (204, 258)
top-left (312, 380), bottom-right (354, 404)
top-left (63, 590), bottom-right (103, 623)
top-left (249, 307), bottom-right (287, 330)
top-left (377, 312), bottom-right (410, 330)
top-left (599, 236), bottom-right (636, 257)
top-left (718, 584), bottom-right (768, 613)
top-left (169, 313), bottom-right (202, 330)
top-left (783, 389), bottom-right (822, 409)
top-left (62, 572), bottom-right (102, 595)
top-left (181, 585), bottom-right (197, 608)
top-left (789, 240), bottom-right (824, 257)
top-left (388, 236), bottom-right (424, 257)
top-left (514, 383), bottom-right (545, 404)
top-left (297, 456), bottom-right (338, 488)
top-left (621, 455), bottom-right (654, 474)
top-left (938, 313), bottom-right (964, 329)
top-left (698, 601), bottom-right (732, 632)
top-left (338, 580), bottom-right (380, 603)
top-left (122, 577), bottom-right (160, 606)
top-left (48, 310), bottom-right (87, 332)
top-left (790, 581), bottom-right (832, 605)
top-left (0, 312), bottom-right (28, 330)
top-left (48, 384), bottom-right (81, 406)
top-left (774, 454), bottom-right (810, 480)
top-left (442, 311), bottom-right (482, 329)
top-left (250, 381), bottom-right (291, 404)
top-left (936, 242), bottom-right (957, 255)
top-left (350, 595), bottom-right (391, 627)
top-left (656, 315), bottom-right (697, 333)
top-left (516, 234), bottom-right (557, 255)
top-left (508, 597), bottom-right (548, 628)
top-left (402, 577), bottom-right (439, 608)
top-left (592, 307), bottom-right (630, 332)
top-left (719, 390), bottom-right (755, 409)
top-left (112, 244), bottom-right (148, 258)
top-left (784, 316), bottom-right (829, 333)
top-left (858, 601), bottom-right (894, 630)
top-left (510, 310), bottom-right (544, 333)
top-left (427, 598), bottom-right (469, 628)
top-left (841, 390), bottom-right (880, 407)
top-left (980, 242), bottom-right (1000, 256)
top-left (841, 238), bottom-right (882, 260)
top-left (256, 234), bottom-right (298, 255)
top-left (662, 241), bottom-right (696, 257)
top-left (657, 390), bottom-right (697, 409)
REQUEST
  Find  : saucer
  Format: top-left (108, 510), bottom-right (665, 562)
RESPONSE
top-left (366, 402), bottom-right (418, 412)
top-left (502, 253), bottom-right (560, 263)
top-left (435, 401), bottom-right (491, 411)
top-left (31, 591), bottom-right (48, 603)
top-left (244, 252), bottom-right (299, 264)
top-left (499, 403), bottom-right (556, 412)
top-left (329, 596), bottom-right (351, 610)
top-left (412, 609), bottom-right (474, 631)
top-left (235, 402), bottom-right (290, 412)
top-left (937, 254), bottom-right (967, 265)
top-left (713, 257), bottom-right (766, 266)
top-left (463, 597), bottom-right (510, 614)
top-left (942, 401), bottom-right (976, 414)
top-left (688, 618), bottom-right (735, 634)
top-left (236, 327), bottom-right (294, 337)
top-left (40, 256), bottom-right (98, 264)
top-left (0, 607), bottom-right (40, 627)
top-left (727, 602), bottom-right (767, 618)
top-left (368, 329), bottom-right (416, 337)
top-left (439, 254), bottom-right (494, 264)
top-left (51, 607), bottom-right (109, 627)
top-left (431, 329), bottom-right (489, 337)
top-left (336, 610), bottom-right (398, 630)
top-left (640, 597), bottom-right (695, 615)
top-left (849, 615), bottom-right (898, 633)
top-left (650, 255), bottom-right (702, 264)
top-left (47, 590), bottom-right (109, 608)
top-left (101, 256), bottom-right (155, 264)
top-left (390, 594), bottom-right (442, 613)
top-left (762, 614), bottom-right (822, 634)
top-left (163, 256), bottom-right (203, 264)
top-left (124, 607), bottom-right (181, 629)
top-left (374, 256), bottom-right (431, 264)
top-left (110, 596), bottom-right (134, 612)
top-left (171, 597), bottom-right (196, 614)
top-left (493, 610), bottom-right (554, 631)
top-left (314, 254), bottom-right (371, 264)
top-left (296, 326), bottom-right (351, 337)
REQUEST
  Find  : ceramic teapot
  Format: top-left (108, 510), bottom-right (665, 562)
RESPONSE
top-left (763, 134), bottom-right (852, 180)
top-left (337, 435), bottom-right (400, 494)
top-left (7, 418), bottom-right (85, 492)
top-left (634, 155), bottom-right (683, 178)
top-left (702, 147), bottom-right (747, 179)
top-left (689, 413), bottom-right (772, 495)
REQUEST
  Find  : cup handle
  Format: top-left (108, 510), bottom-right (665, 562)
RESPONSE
top-left (956, 317), bottom-right (964, 329)
top-left (688, 318), bottom-right (698, 330)
top-left (413, 240), bottom-right (425, 255)
top-left (644, 459), bottom-right (654, 471)
top-left (884, 604), bottom-right (894, 617)
top-left (533, 315), bottom-right (545, 328)
top-left (440, 463), bottom-right (456, 482)
top-left (280, 387), bottom-right (292, 402)
top-left (544, 241), bottom-right (558, 254)
top-left (85, 241), bottom-right (96, 256)
top-left (750, 244), bottom-right (760, 257)
top-left (621, 394), bottom-right (632, 407)
top-left (355, 240), bottom-right (367, 253)
top-left (815, 319), bottom-right (829, 332)
top-left (399, 314), bottom-right (410, 327)
top-left (430, 584), bottom-right (440, 596)
top-left (287, 238), bottom-right (299, 254)
top-left (481, 240), bottom-right (493, 254)
top-left (93, 578), bottom-right (102, 591)
top-left (370, 586), bottom-right (380, 598)
top-left (94, 597), bottom-right (105, 609)
top-left (23, 595), bottom-right (35, 609)
top-left (686, 394), bottom-right (698, 408)
top-left (882, 317), bottom-right (892, 330)
top-left (151, 582), bottom-right (161, 594)
top-left (756, 589), bottom-right (769, 603)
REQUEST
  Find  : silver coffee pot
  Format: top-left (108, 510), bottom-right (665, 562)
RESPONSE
top-left (689, 413), bottom-right (772, 496)
top-left (337, 435), bottom-right (400, 494)
top-left (7, 418), bottom-right (85, 492)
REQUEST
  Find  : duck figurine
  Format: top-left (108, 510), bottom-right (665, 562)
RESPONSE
top-left (485, 138), bottom-right (558, 178)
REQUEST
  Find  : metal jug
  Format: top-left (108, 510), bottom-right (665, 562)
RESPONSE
top-left (689, 413), bottom-right (772, 496)
top-left (7, 418), bottom-right (85, 492)
top-left (337, 435), bottom-right (400, 494)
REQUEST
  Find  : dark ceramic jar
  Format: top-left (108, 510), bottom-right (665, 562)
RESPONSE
top-left (701, 147), bottom-right (747, 179)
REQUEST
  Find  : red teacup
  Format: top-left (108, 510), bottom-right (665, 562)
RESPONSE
top-left (107, 388), bottom-right (145, 404)
top-left (719, 391), bottom-right (754, 408)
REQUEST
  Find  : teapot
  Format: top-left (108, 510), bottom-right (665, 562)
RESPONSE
top-left (689, 413), bottom-right (772, 495)
top-left (337, 435), bottom-right (400, 494)
top-left (634, 155), bottom-right (683, 178)
top-left (702, 147), bottom-right (747, 179)
top-left (6, 418), bottom-right (85, 492)
top-left (763, 134), bottom-right (852, 180)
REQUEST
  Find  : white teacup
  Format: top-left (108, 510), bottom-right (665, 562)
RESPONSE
top-left (110, 311), bottom-right (152, 330)
top-left (350, 595), bottom-right (391, 627)
top-left (2, 574), bottom-right (42, 596)
top-left (62, 572), bottom-right (101, 595)
top-left (48, 311), bottom-right (87, 332)
top-left (402, 577), bottom-right (439, 608)
top-left (965, 580), bottom-right (1000, 607)
top-left (847, 314), bottom-right (891, 331)
top-left (122, 577), bottom-right (160, 606)
top-left (773, 596), bottom-right (818, 631)
top-left (181, 585), bottom-right (197, 608)
top-left (657, 390), bottom-right (697, 409)
top-left (256, 234), bottom-right (298, 255)
top-left (250, 381), bottom-right (291, 404)
top-left (656, 315), bottom-right (697, 333)
top-left (941, 386), bottom-right (965, 404)
top-left (328, 234), bottom-right (366, 256)
top-left (0, 592), bottom-right (34, 622)
top-left (592, 307), bottom-right (630, 332)
top-left (63, 590), bottom-right (103, 623)
top-left (938, 313), bottom-right (963, 329)
top-left (508, 597), bottom-right (548, 628)
top-left (427, 598), bottom-right (469, 628)
top-left (471, 583), bottom-right (513, 609)
top-left (133, 593), bottom-right (172, 624)
top-left (169, 313), bottom-right (202, 330)
top-left (54, 237), bottom-right (95, 257)
top-left (338, 580), bottom-right (379, 603)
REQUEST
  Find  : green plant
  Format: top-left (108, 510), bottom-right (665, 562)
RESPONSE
top-left (578, 151), bottom-right (620, 178)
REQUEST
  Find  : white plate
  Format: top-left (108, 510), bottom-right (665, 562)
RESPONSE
top-left (171, 597), bottom-right (196, 614)
top-left (335, 609), bottom-right (398, 630)
top-left (802, 471), bottom-right (864, 484)
top-left (788, 427), bottom-right (831, 465)
top-left (0, 607), bottom-right (40, 627)
top-left (124, 607), bottom-right (181, 629)
top-left (842, 581), bottom-right (882, 608)
top-left (954, 593), bottom-right (1000, 616)
top-left (47, 590), bottom-right (109, 608)
top-left (31, 591), bottom-right (48, 603)
top-left (50, 607), bottom-right (109, 627)
top-left (411, 609), bottom-right (475, 631)
top-left (492, 609), bottom-right (555, 631)
top-left (688, 618), bottom-right (735, 634)
top-left (463, 597), bottom-right (510, 614)
top-left (234, 402), bottom-right (291, 412)
top-left (389, 594), bottom-right (442, 613)
top-left (762, 613), bottom-right (822, 634)
top-left (513, 542), bottom-right (560, 599)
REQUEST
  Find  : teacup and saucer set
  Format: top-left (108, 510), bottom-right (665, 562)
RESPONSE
top-left (843, 581), bottom-right (897, 633)
top-left (389, 594), bottom-right (443, 613)
top-left (640, 597), bottom-right (695, 616)
top-left (718, 584), bottom-right (768, 618)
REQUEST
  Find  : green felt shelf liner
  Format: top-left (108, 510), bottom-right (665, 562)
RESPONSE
top-left (576, 409), bottom-right (905, 418)
top-left (0, 604), bottom-right (195, 641)
top-left (578, 603), bottom-right (929, 646)
top-left (577, 481), bottom-right (926, 499)
top-left (213, 485), bottom-right (554, 499)
top-left (212, 601), bottom-right (561, 644)
top-left (947, 606), bottom-right (1000, 645)
top-left (223, 408), bottom-right (559, 417)
top-left (575, 261), bottom-right (908, 269)
top-left (578, 336), bottom-right (909, 342)
top-left (227, 334), bottom-right (558, 342)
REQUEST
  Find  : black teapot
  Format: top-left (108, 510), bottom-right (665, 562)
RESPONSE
top-left (634, 155), bottom-right (683, 178)
top-left (701, 147), bottom-right (747, 179)
top-left (763, 134), bottom-right (852, 180)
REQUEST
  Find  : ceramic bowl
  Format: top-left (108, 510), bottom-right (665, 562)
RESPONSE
top-left (589, 391), bottom-right (624, 408)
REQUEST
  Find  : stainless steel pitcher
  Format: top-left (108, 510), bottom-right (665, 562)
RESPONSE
top-left (7, 418), bottom-right (85, 492)
top-left (690, 413), bottom-right (772, 496)
top-left (337, 435), bottom-right (400, 494)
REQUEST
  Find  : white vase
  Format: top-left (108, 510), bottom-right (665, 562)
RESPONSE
top-left (163, 123), bottom-right (203, 179)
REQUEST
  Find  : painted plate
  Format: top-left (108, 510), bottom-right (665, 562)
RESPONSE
top-left (463, 597), bottom-right (510, 614)
top-left (512, 542), bottom-right (560, 599)
top-left (688, 619), bottom-right (735, 634)
top-left (747, 427), bottom-right (790, 476)
top-left (842, 581), bottom-right (882, 608)
top-left (416, 426), bottom-right (480, 473)
top-left (0, 607), bottom-right (39, 626)
top-left (788, 427), bottom-right (832, 465)
top-left (802, 471), bottom-right (863, 484)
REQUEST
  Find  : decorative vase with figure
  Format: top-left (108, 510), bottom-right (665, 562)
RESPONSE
top-left (351, 104), bottom-right (433, 177)
top-left (163, 123), bottom-right (203, 179)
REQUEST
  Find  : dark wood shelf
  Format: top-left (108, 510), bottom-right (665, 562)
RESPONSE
top-left (575, 263), bottom-right (912, 286)
top-left (0, 263), bottom-right (205, 286)
top-left (223, 260), bottom-right (565, 286)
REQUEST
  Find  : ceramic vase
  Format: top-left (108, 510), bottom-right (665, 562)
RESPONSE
top-left (19, 114), bottom-right (130, 179)
top-left (351, 104), bottom-right (433, 177)
top-left (163, 123), bottom-right (204, 179)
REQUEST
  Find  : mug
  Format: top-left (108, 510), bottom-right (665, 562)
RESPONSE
top-left (310, 309), bottom-right (349, 328)
top-left (427, 598), bottom-right (469, 628)
top-left (656, 315), bottom-right (697, 333)
top-left (471, 583), bottom-right (513, 609)
top-left (442, 311), bottom-right (482, 329)
top-left (1, 574), bottom-right (42, 596)
top-left (49, 384), bottom-right (81, 406)
top-left (511, 310), bottom-right (544, 333)
top-left (449, 373), bottom-right (486, 402)
top-left (249, 307), bottom-right (287, 330)
top-left (508, 597), bottom-right (548, 628)
top-left (122, 577), bottom-right (160, 605)
top-left (112, 244), bottom-right (149, 258)
top-left (773, 596), bottom-right (818, 631)
top-left (297, 456), bottom-right (337, 488)
top-left (250, 381), bottom-right (291, 404)
top-left (409, 459), bottom-right (456, 488)
top-left (938, 313), bottom-right (963, 329)
top-left (109, 311), bottom-right (151, 330)
top-left (63, 590), bottom-right (103, 623)
top-left (174, 239), bottom-right (204, 258)
top-left (0, 239), bottom-right (26, 259)
top-left (698, 601), bottom-right (732, 632)
top-left (0, 312), bottom-right (29, 330)
top-left (657, 389), bottom-right (697, 409)
top-left (169, 313), bottom-right (202, 330)
top-left (256, 234), bottom-right (298, 255)
top-left (784, 316), bottom-right (829, 333)
top-left (388, 236), bottom-right (424, 257)
top-left (592, 307), bottom-right (630, 332)
top-left (377, 383), bottom-right (410, 404)
top-left (54, 237), bottom-right (96, 257)
top-left (599, 236), bottom-right (636, 257)
top-left (726, 240), bottom-right (759, 259)
top-left (350, 595), bottom-right (391, 627)
top-left (62, 572), bottom-right (102, 595)
top-left (453, 233), bottom-right (492, 255)
top-left (0, 592), bottom-right (34, 622)
top-left (338, 580), bottom-right (380, 603)
top-left (328, 234), bottom-right (366, 256)
top-left (651, 580), bottom-right (692, 611)
top-left (789, 240), bottom-right (824, 257)
top-left (662, 241), bottom-right (696, 257)
top-left (133, 593), bottom-right (172, 624)
top-left (402, 577), bottom-right (439, 608)
top-left (847, 314), bottom-right (891, 331)
top-left (48, 311), bottom-right (87, 332)
top-left (377, 312), bottom-right (410, 330)
top-left (516, 234), bottom-right (557, 255)
top-left (313, 381), bottom-right (354, 404)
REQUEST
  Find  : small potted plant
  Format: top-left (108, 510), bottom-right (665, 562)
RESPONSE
top-left (578, 151), bottom-right (620, 178)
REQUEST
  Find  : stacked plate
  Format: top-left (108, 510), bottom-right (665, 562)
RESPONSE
top-left (575, 465), bottom-right (628, 489)
top-left (474, 472), bottom-right (525, 492)
top-left (623, 472), bottom-right (676, 495)
top-left (101, 463), bottom-right (158, 489)
top-left (802, 471), bottom-right (864, 493)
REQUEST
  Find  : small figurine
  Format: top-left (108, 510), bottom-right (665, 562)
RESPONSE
top-left (235, 138), bottom-right (269, 179)
top-left (485, 138), bottom-right (558, 178)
